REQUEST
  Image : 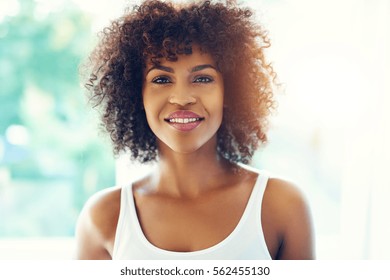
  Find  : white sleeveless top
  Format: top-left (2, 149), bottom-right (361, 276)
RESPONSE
top-left (112, 171), bottom-right (272, 260)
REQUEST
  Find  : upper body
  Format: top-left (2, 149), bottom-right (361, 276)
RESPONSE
top-left (75, 166), bottom-right (314, 260)
top-left (76, 0), bottom-right (315, 260)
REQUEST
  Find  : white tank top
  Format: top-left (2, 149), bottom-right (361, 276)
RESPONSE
top-left (112, 171), bottom-right (272, 260)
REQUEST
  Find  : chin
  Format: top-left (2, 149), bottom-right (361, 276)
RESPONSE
top-left (158, 139), bottom-right (212, 157)
top-left (156, 132), bottom-right (218, 157)
top-left (167, 144), bottom-right (203, 155)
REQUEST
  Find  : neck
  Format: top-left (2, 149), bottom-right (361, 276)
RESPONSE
top-left (153, 142), bottom-right (234, 198)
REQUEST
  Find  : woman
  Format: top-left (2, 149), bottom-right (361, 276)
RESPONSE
top-left (76, 0), bottom-right (314, 260)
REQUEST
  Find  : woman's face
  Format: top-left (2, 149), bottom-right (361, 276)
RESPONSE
top-left (142, 46), bottom-right (224, 156)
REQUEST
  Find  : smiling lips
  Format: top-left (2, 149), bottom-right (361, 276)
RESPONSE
top-left (164, 110), bottom-right (205, 132)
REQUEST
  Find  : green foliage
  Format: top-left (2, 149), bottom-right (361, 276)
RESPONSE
top-left (0, 0), bottom-right (115, 237)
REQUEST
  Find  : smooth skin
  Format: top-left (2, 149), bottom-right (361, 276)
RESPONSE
top-left (75, 47), bottom-right (315, 260)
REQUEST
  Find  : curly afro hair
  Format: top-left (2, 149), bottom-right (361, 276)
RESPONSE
top-left (83, 0), bottom-right (276, 164)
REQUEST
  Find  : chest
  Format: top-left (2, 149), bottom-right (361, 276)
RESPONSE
top-left (137, 191), bottom-right (250, 252)
top-left (106, 185), bottom-right (281, 259)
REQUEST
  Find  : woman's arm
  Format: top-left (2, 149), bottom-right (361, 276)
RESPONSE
top-left (74, 187), bottom-right (121, 260)
top-left (265, 178), bottom-right (315, 260)
top-left (278, 187), bottom-right (315, 259)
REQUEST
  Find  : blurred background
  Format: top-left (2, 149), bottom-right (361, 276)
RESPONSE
top-left (0, 0), bottom-right (389, 259)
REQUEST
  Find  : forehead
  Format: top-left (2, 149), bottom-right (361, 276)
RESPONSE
top-left (145, 45), bottom-right (217, 69)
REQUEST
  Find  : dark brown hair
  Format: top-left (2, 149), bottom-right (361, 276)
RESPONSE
top-left (83, 0), bottom-right (276, 164)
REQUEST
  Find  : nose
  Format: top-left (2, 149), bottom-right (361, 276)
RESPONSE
top-left (168, 84), bottom-right (196, 106)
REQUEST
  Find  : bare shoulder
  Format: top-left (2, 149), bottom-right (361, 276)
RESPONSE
top-left (82, 186), bottom-right (122, 235)
top-left (265, 177), bottom-right (310, 213)
top-left (75, 186), bottom-right (121, 259)
top-left (263, 177), bottom-right (315, 260)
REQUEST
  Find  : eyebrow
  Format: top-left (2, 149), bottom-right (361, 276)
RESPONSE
top-left (146, 65), bottom-right (174, 75)
top-left (190, 64), bottom-right (217, 73)
top-left (146, 64), bottom-right (217, 75)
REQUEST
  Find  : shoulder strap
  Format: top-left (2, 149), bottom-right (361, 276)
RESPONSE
top-left (112, 184), bottom-right (132, 258)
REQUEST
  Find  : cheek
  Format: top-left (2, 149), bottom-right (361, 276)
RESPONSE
top-left (142, 94), bottom-right (159, 125)
top-left (207, 91), bottom-right (224, 122)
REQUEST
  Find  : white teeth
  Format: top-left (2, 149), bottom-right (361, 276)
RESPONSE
top-left (169, 118), bottom-right (200, 123)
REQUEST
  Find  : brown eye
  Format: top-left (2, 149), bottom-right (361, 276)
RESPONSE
top-left (193, 76), bottom-right (214, 83)
top-left (152, 76), bottom-right (171, 84)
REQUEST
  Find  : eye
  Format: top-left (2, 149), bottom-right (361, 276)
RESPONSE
top-left (151, 76), bottom-right (171, 84)
top-left (193, 76), bottom-right (214, 83)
